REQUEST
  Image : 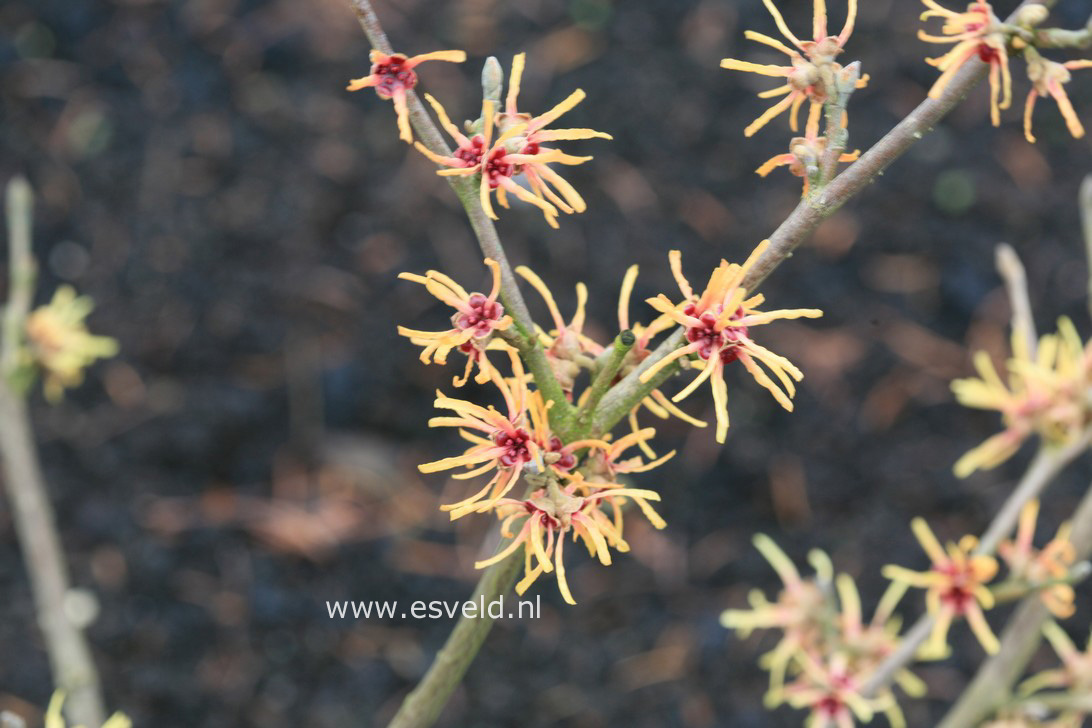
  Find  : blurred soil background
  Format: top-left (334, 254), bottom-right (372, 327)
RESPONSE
top-left (2, 0), bottom-right (1092, 725)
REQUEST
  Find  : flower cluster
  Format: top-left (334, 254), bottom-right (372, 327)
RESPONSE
top-left (721, 0), bottom-right (866, 192)
top-left (919, 0), bottom-right (1092, 142)
top-left (950, 318), bottom-right (1092, 478)
top-left (399, 260), bottom-right (684, 603)
top-left (25, 286), bottom-right (118, 402)
top-left (883, 517), bottom-right (999, 658)
top-left (722, 535), bottom-right (924, 727)
top-left (642, 242), bottom-right (823, 443)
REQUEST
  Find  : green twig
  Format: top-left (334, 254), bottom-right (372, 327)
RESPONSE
top-left (576, 329), bottom-right (634, 434)
top-left (385, 542), bottom-right (523, 728)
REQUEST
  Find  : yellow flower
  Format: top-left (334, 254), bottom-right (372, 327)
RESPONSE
top-left (347, 49), bottom-right (466, 143)
top-left (721, 535), bottom-right (831, 703)
top-left (26, 286), bottom-right (118, 402)
top-left (45, 690), bottom-right (131, 728)
top-left (722, 536), bottom-right (923, 723)
top-left (418, 351), bottom-right (544, 519)
top-left (477, 477), bottom-right (663, 605)
top-left (919, 0), bottom-right (1011, 125)
top-left (640, 242), bottom-right (823, 443)
top-left (720, 0), bottom-right (862, 136)
top-left (1024, 55), bottom-right (1092, 143)
top-left (414, 54), bottom-right (610, 228)
top-left (397, 258), bottom-right (514, 386)
top-left (781, 650), bottom-right (885, 728)
top-left (882, 517), bottom-right (1000, 658)
top-left (998, 500), bottom-right (1078, 618)
top-left (613, 265), bottom-right (708, 451)
top-left (951, 318), bottom-right (1090, 478)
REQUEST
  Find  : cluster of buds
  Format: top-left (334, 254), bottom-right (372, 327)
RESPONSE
top-left (883, 507), bottom-right (1086, 663)
top-left (722, 535), bottom-right (924, 727)
top-left (950, 318), bottom-right (1092, 478)
top-left (721, 0), bottom-right (866, 193)
top-left (24, 286), bottom-right (118, 402)
top-left (918, 1), bottom-right (1092, 142)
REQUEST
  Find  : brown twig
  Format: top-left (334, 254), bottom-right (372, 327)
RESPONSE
top-left (0, 178), bottom-right (105, 727)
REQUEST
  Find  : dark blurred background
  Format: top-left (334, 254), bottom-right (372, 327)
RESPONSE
top-left (2, 0), bottom-right (1092, 725)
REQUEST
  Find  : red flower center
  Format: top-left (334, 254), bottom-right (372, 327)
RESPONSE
top-left (524, 502), bottom-right (561, 530)
top-left (937, 565), bottom-right (976, 613)
top-left (455, 135), bottom-right (486, 168)
top-left (485, 148), bottom-right (514, 188)
top-left (547, 436), bottom-right (577, 471)
top-left (976, 42), bottom-right (999, 63)
top-left (453, 293), bottom-right (505, 337)
top-left (371, 55), bottom-right (417, 99)
top-left (495, 427), bottom-right (533, 467)
top-left (682, 304), bottom-right (748, 364)
top-left (815, 695), bottom-right (844, 718)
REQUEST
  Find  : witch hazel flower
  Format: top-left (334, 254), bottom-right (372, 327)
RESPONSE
top-left (641, 242), bottom-right (823, 443)
top-left (418, 352), bottom-right (543, 520)
top-left (919, 0), bottom-right (1011, 125)
top-left (414, 54), bottom-right (610, 228)
top-left (998, 500), bottom-right (1079, 618)
top-left (347, 49), bottom-right (466, 143)
top-left (397, 258), bottom-right (514, 386)
top-left (26, 285), bottom-right (119, 402)
top-left (721, 535), bottom-right (832, 702)
top-left (495, 53), bottom-right (612, 216)
top-left (951, 318), bottom-right (1092, 478)
top-left (476, 476), bottom-right (664, 605)
top-left (415, 97), bottom-right (562, 224)
top-left (782, 650), bottom-right (888, 728)
top-left (1024, 52), bottom-right (1092, 143)
top-left (720, 0), bottom-right (862, 136)
top-left (613, 266), bottom-right (708, 449)
top-left (834, 574), bottom-right (926, 724)
top-left (882, 517), bottom-right (1000, 658)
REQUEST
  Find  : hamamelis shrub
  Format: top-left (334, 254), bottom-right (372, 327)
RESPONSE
top-left (344, 0), bottom-right (1092, 726)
